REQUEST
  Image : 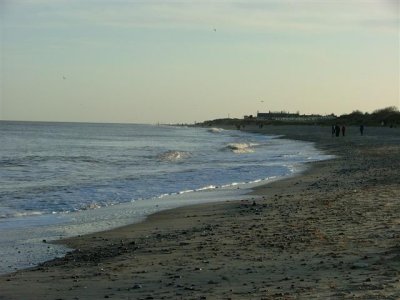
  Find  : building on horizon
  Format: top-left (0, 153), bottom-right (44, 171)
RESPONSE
top-left (256, 111), bottom-right (336, 122)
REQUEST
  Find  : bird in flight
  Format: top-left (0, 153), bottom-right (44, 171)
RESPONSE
top-left (63, 76), bottom-right (66, 80)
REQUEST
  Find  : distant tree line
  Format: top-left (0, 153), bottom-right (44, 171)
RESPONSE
top-left (335, 106), bottom-right (400, 126)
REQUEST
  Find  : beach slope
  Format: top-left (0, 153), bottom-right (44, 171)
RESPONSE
top-left (1, 125), bottom-right (399, 299)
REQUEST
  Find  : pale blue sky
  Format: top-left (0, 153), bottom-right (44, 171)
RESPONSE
top-left (1, 0), bottom-right (399, 123)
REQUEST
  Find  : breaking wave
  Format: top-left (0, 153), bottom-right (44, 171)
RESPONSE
top-left (224, 143), bottom-right (258, 154)
top-left (208, 128), bottom-right (224, 133)
top-left (157, 150), bottom-right (191, 162)
top-left (0, 155), bottom-right (102, 167)
top-left (0, 209), bottom-right (44, 219)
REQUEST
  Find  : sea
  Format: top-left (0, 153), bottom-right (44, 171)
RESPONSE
top-left (0, 121), bottom-right (332, 274)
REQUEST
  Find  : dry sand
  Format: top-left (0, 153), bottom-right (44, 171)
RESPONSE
top-left (1, 125), bottom-right (399, 300)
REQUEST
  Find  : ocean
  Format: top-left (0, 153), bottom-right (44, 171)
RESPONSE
top-left (0, 121), bottom-right (331, 274)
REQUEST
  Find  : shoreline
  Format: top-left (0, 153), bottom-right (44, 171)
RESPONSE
top-left (0, 127), bottom-right (327, 276)
top-left (1, 125), bottom-right (399, 299)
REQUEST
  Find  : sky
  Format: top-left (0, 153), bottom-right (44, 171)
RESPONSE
top-left (1, 0), bottom-right (399, 124)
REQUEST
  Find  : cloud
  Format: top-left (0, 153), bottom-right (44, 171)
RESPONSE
top-left (74, 1), bottom-right (398, 31)
top-left (3, 0), bottom-right (398, 34)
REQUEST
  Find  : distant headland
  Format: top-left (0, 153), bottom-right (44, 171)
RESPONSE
top-left (196, 106), bottom-right (400, 128)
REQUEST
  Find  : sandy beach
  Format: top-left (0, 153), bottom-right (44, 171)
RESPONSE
top-left (1, 125), bottom-right (399, 300)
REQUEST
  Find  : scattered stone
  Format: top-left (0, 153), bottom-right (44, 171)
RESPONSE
top-left (132, 284), bottom-right (142, 289)
top-left (221, 275), bottom-right (229, 281)
top-left (351, 262), bottom-right (369, 269)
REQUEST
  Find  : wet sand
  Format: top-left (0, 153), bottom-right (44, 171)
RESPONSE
top-left (1, 125), bottom-right (399, 299)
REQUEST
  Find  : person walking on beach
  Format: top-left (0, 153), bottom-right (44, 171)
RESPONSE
top-left (335, 124), bottom-right (340, 137)
top-left (360, 124), bottom-right (364, 136)
top-left (331, 125), bottom-right (335, 137)
top-left (341, 125), bottom-right (346, 137)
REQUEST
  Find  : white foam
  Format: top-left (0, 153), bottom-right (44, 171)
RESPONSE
top-left (225, 143), bottom-right (255, 153)
top-left (178, 189), bottom-right (194, 194)
top-left (195, 185), bottom-right (217, 191)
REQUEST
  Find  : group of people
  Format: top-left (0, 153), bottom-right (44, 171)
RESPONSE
top-left (332, 124), bottom-right (345, 137)
top-left (331, 124), bottom-right (364, 137)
